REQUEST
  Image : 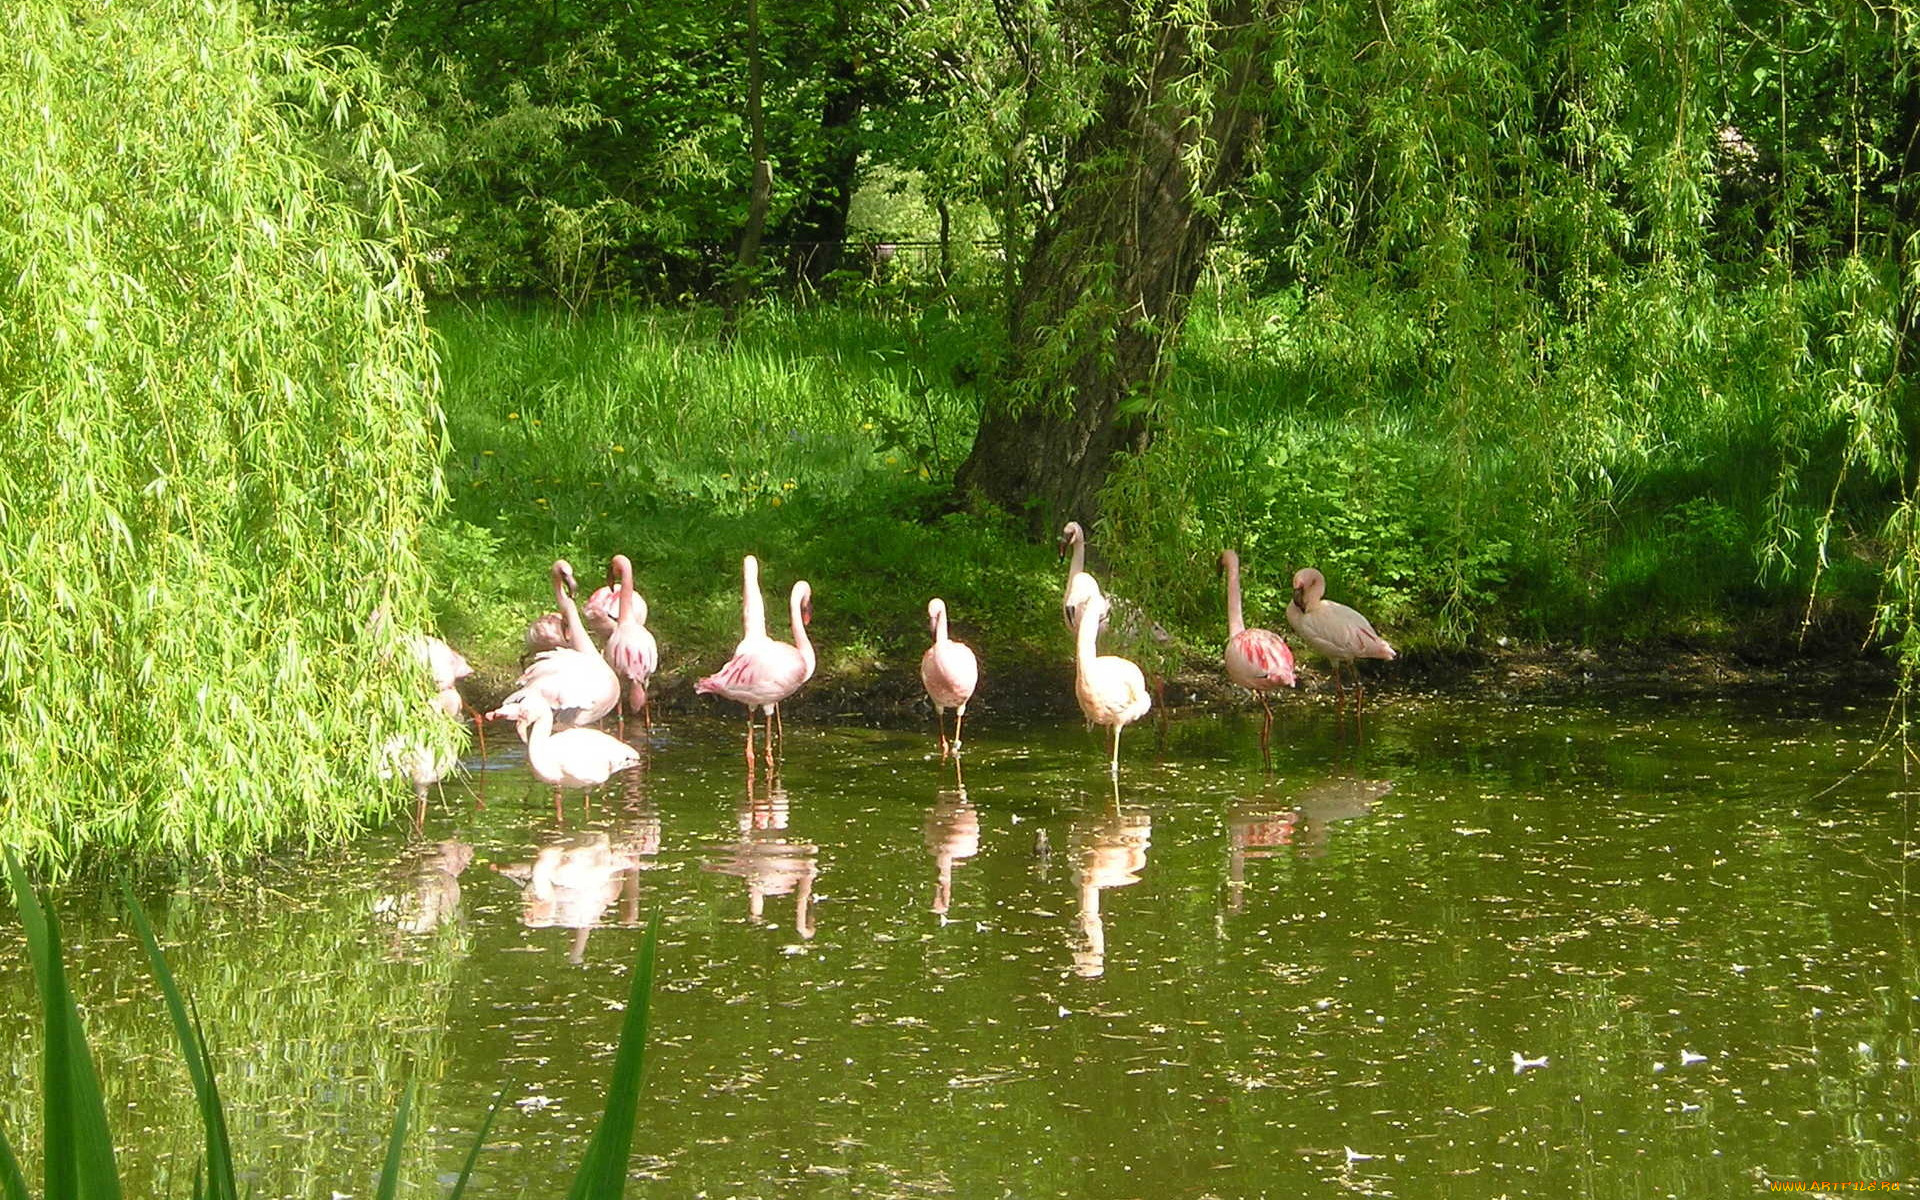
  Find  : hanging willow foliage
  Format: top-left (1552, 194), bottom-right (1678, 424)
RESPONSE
top-left (1096, 0), bottom-right (1920, 659)
top-left (0, 0), bottom-right (445, 877)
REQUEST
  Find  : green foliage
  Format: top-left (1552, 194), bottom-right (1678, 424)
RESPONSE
top-left (431, 300), bottom-right (1068, 677)
top-left (0, 0), bottom-right (444, 877)
top-left (1, 857), bottom-right (661, 1196)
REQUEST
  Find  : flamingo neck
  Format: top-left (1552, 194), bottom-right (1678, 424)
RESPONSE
top-left (1075, 594), bottom-right (1102, 676)
top-left (789, 585), bottom-right (816, 678)
top-left (1224, 555), bottom-right (1246, 636)
top-left (555, 570), bottom-right (593, 654)
top-left (931, 604), bottom-right (949, 644)
top-left (616, 559), bottom-right (638, 630)
top-left (1063, 536), bottom-right (1086, 607)
top-left (742, 557), bottom-right (767, 641)
top-left (524, 710), bottom-right (555, 776)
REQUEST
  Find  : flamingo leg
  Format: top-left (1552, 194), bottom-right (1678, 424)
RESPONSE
top-left (744, 711), bottom-right (757, 763)
top-left (1109, 724), bottom-right (1122, 775)
top-left (553, 786), bottom-right (565, 823)
top-left (1258, 691), bottom-right (1274, 771)
top-left (466, 704), bottom-right (489, 764)
top-left (953, 706), bottom-right (966, 756)
top-left (934, 707), bottom-right (949, 759)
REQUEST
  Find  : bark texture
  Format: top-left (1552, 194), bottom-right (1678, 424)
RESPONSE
top-left (955, 4), bottom-right (1273, 537)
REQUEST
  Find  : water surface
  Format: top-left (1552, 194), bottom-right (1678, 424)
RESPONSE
top-left (2, 693), bottom-right (1915, 1197)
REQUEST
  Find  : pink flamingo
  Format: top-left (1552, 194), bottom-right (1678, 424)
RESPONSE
top-left (522, 560), bottom-right (592, 661)
top-left (1219, 549), bottom-right (1298, 765)
top-left (697, 557), bottom-right (815, 760)
top-left (1058, 521), bottom-right (1095, 631)
top-left (583, 585), bottom-right (620, 643)
top-left (493, 560), bottom-right (619, 730)
top-left (1285, 567), bottom-right (1396, 709)
top-left (506, 698), bottom-right (641, 819)
top-left (603, 554), bottom-right (659, 731)
top-left (1067, 572), bottom-right (1151, 774)
top-left (919, 598), bottom-right (979, 758)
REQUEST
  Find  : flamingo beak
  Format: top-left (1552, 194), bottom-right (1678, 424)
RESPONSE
top-left (802, 597), bottom-right (813, 626)
top-left (561, 564), bottom-right (579, 596)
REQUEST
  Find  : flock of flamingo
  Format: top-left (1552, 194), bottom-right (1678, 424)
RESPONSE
top-left (394, 522), bottom-right (1396, 808)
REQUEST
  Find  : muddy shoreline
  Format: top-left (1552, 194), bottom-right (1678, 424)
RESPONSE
top-left (465, 639), bottom-right (1902, 729)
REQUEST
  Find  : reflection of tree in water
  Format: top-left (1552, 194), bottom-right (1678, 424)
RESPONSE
top-left (1070, 801), bottom-right (1152, 978)
top-left (924, 778), bottom-right (980, 919)
top-left (703, 767), bottom-right (818, 940)
top-left (374, 838), bottom-right (475, 943)
top-left (492, 831), bottom-right (644, 964)
top-left (1226, 777), bottom-right (1393, 910)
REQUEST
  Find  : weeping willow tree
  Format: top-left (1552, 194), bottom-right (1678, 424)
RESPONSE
top-left (1070, 0), bottom-right (1920, 663)
top-left (0, 0), bottom-right (446, 876)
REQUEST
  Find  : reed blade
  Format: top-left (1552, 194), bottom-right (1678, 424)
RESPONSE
top-left (373, 1078), bottom-right (415, 1200)
top-left (565, 909), bottom-right (659, 1200)
top-left (120, 879), bottom-right (238, 1200)
top-left (447, 1081), bottom-right (512, 1200)
top-left (3, 850), bottom-right (123, 1200)
top-left (0, 1119), bottom-right (29, 1200)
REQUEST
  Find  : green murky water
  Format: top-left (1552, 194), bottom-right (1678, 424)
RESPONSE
top-left (3, 693), bottom-right (1916, 1197)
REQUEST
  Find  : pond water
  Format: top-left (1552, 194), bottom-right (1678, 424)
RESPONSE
top-left (2, 692), bottom-right (1916, 1197)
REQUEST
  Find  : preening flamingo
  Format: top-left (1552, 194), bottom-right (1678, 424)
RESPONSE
top-left (505, 697), bottom-right (642, 817)
top-left (1067, 572), bottom-right (1152, 774)
top-left (603, 554), bottom-right (659, 731)
top-left (920, 598), bottom-right (979, 758)
top-left (523, 560), bottom-right (593, 661)
top-left (494, 560), bottom-right (619, 730)
top-left (696, 567), bottom-right (815, 761)
top-left (1285, 567), bottom-right (1396, 708)
top-left (1219, 549), bottom-right (1298, 765)
top-left (583, 584), bottom-right (620, 643)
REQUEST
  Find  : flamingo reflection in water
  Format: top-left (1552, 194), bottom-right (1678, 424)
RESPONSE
top-left (1225, 776), bottom-right (1393, 911)
top-left (1069, 782), bottom-right (1152, 978)
top-left (373, 839), bottom-right (475, 955)
top-left (923, 762), bottom-right (980, 919)
top-left (704, 765), bottom-right (818, 940)
top-left (492, 830), bottom-right (646, 964)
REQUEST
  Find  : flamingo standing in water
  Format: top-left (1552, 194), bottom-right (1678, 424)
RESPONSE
top-left (697, 557), bottom-right (815, 760)
top-left (603, 555), bottom-right (659, 732)
top-left (919, 598), bottom-right (979, 758)
top-left (1219, 549), bottom-right (1298, 766)
top-left (1285, 567), bottom-right (1396, 710)
top-left (506, 698), bottom-right (641, 818)
top-left (494, 560), bottom-right (620, 731)
top-left (1059, 520), bottom-right (1171, 713)
top-left (1067, 572), bottom-right (1152, 774)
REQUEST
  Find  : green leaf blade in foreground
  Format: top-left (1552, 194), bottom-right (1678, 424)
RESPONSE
top-left (373, 1079), bottom-right (414, 1200)
top-left (566, 910), bottom-right (660, 1200)
top-left (4, 850), bottom-right (123, 1200)
top-left (120, 879), bottom-right (239, 1200)
top-left (0, 1119), bottom-right (30, 1200)
top-left (447, 1083), bottom-right (513, 1200)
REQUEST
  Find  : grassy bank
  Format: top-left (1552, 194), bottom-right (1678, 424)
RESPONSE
top-left (427, 294), bottom-right (1893, 705)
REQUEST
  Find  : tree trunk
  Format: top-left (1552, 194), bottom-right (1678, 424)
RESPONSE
top-left (726, 0), bottom-right (771, 323)
top-left (955, 5), bottom-right (1272, 537)
top-left (784, 47), bottom-right (866, 290)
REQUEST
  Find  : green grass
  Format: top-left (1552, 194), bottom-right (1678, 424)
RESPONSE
top-left (427, 299), bottom-right (1067, 691)
top-left (429, 288), bottom-right (1894, 706)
